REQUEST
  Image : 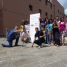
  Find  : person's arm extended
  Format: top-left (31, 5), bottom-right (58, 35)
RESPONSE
top-left (15, 29), bottom-right (23, 33)
top-left (39, 31), bottom-right (45, 38)
top-left (40, 35), bottom-right (45, 38)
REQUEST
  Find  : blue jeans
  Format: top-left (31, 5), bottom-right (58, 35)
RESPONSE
top-left (2, 37), bottom-right (19, 47)
top-left (46, 34), bottom-right (52, 44)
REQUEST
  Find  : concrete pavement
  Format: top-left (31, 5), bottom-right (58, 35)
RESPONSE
top-left (0, 38), bottom-right (67, 67)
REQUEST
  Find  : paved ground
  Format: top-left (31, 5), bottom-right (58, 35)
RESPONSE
top-left (0, 38), bottom-right (67, 67)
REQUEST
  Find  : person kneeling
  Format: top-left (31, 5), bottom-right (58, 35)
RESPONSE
top-left (32, 27), bottom-right (45, 48)
top-left (2, 26), bottom-right (20, 47)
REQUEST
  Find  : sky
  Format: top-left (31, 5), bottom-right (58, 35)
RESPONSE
top-left (58, 0), bottom-right (67, 15)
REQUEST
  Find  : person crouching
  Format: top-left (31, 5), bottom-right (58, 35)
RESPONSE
top-left (2, 26), bottom-right (20, 47)
top-left (32, 27), bottom-right (45, 48)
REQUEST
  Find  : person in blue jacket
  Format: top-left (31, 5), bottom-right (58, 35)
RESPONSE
top-left (2, 26), bottom-right (20, 47)
top-left (45, 19), bottom-right (53, 45)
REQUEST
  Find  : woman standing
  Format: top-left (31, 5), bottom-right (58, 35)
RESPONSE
top-left (59, 19), bottom-right (66, 45)
top-left (53, 21), bottom-right (61, 46)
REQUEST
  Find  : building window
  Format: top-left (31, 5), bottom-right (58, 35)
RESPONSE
top-left (50, 14), bottom-right (52, 19)
top-left (48, 0), bottom-right (52, 3)
top-left (45, 12), bottom-right (48, 16)
top-left (29, 5), bottom-right (33, 11)
top-left (48, 0), bottom-right (52, 9)
top-left (58, 9), bottom-right (59, 13)
top-left (45, 0), bottom-right (48, 5)
top-left (50, 0), bottom-right (52, 3)
top-left (48, 0), bottom-right (50, 2)
top-left (39, 0), bottom-right (41, 1)
top-left (49, 3), bottom-right (52, 9)
top-left (38, 9), bottom-right (42, 14)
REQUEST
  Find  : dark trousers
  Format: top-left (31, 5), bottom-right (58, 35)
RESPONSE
top-left (34, 40), bottom-right (42, 46)
top-left (53, 32), bottom-right (61, 46)
top-left (8, 36), bottom-right (19, 47)
top-left (15, 36), bottom-right (19, 46)
top-left (34, 38), bottom-right (45, 47)
top-left (2, 37), bottom-right (19, 47)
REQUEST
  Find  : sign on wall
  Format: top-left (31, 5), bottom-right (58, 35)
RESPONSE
top-left (30, 13), bottom-right (40, 43)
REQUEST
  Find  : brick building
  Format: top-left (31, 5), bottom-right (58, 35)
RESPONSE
top-left (0, 0), bottom-right (64, 37)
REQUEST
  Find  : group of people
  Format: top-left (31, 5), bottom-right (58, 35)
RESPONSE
top-left (2, 25), bottom-right (30, 47)
top-left (2, 17), bottom-right (67, 48)
top-left (32, 18), bottom-right (67, 48)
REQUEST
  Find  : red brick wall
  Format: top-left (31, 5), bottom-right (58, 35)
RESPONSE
top-left (0, 0), bottom-right (64, 36)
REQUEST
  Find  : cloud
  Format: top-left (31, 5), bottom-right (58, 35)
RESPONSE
top-left (58, 0), bottom-right (67, 6)
top-left (65, 9), bottom-right (67, 15)
top-left (58, 0), bottom-right (64, 6)
top-left (58, 0), bottom-right (67, 15)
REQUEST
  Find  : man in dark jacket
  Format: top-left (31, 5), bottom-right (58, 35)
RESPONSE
top-left (32, 27), bottom-right (45, 48)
